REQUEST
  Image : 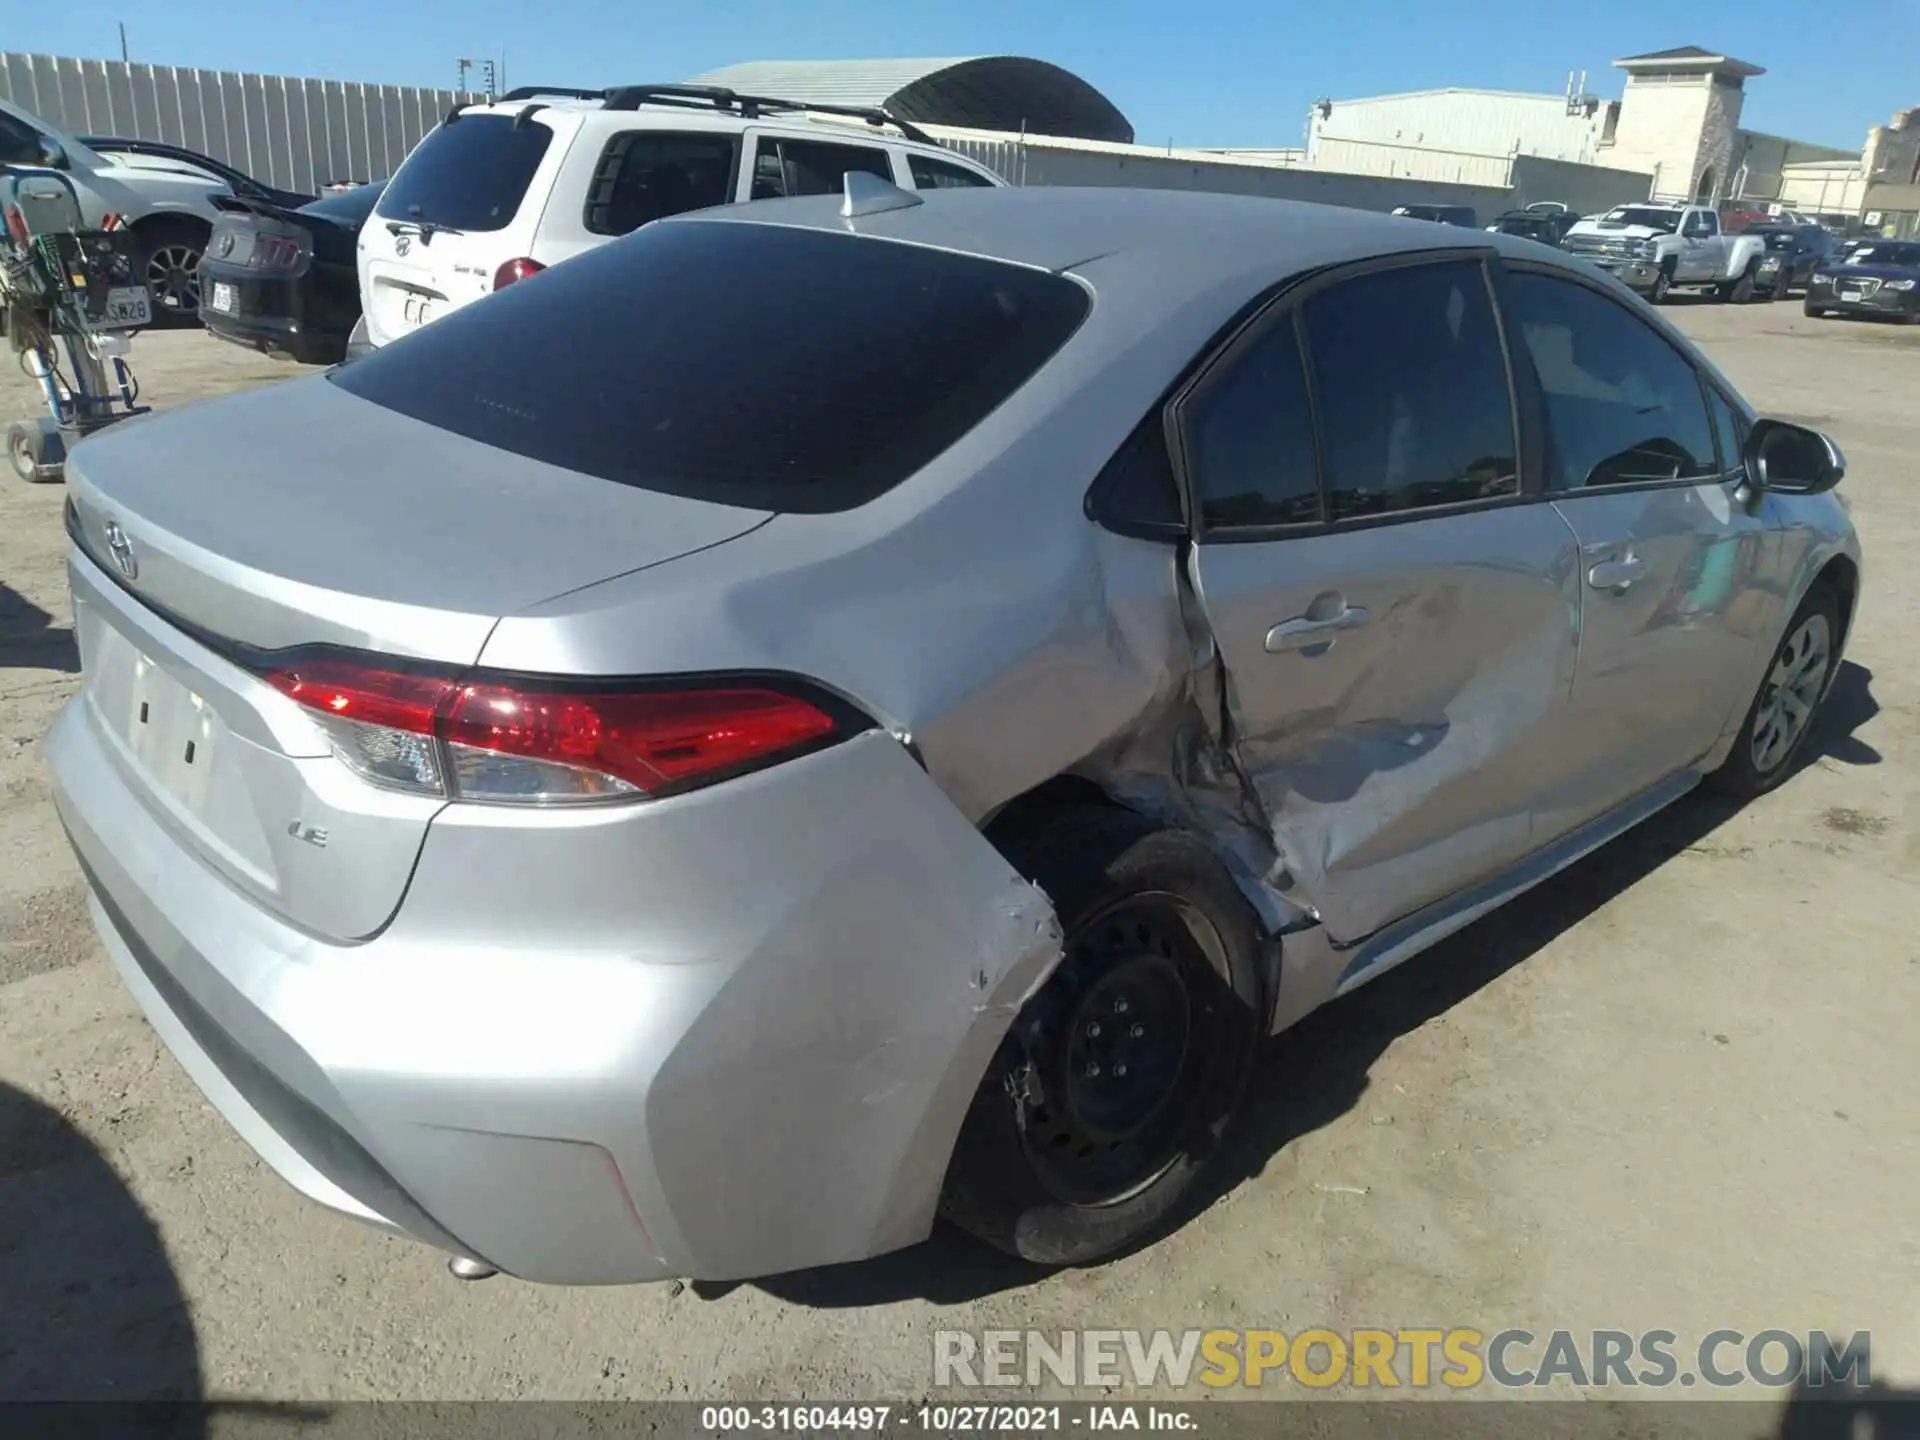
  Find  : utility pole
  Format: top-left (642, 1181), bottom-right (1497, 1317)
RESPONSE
top-left (118, 23), bottom-right (128, 62)
top-left (456, 57), bottom-right (475, 94)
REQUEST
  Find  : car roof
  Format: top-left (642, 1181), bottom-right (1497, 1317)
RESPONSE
top-left (458, 96), bottom-right (954, 152)
top-left (663, 185), bottom-right (1578, 296)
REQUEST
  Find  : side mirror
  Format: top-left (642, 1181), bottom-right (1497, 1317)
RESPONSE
top-left (37, 135), bottom-right (69, 170)
top-left (1743, 418), bottom-right (1845, 496)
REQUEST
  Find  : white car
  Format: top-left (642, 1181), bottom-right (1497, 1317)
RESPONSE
top-left (354, 82), bottom-right (1006, 350)
top-left (0, 97), bottom-right (229, 320)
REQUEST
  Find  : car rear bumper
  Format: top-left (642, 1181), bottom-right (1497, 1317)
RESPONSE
top-left (49, 682), bottom-right (1060, 1284)
top-left (199, 264), bottom-right (353, 364)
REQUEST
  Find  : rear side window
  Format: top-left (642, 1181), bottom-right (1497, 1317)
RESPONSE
top-left (1186, 318), bottom-right (1321, 529)
top-left (585, 132), bottom-right (735, 236)
top-left (1504, 271), bottom-right (1717, 491)
top-left (375, 115), bottom-right (551, 232)
top-left (1302, 261), bottom-right (1518, 518)
top-left (909, 154), bottom-right (995, 190)
top-left (750, 139), bottom-right (893, 199)
top-left (329, 221), bottom-right (1089, 513)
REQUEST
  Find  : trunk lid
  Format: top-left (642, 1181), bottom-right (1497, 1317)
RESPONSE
top-left (64, 378), bottom-right (769, 939)
top-left (358, 110), bottom-right (570, 346)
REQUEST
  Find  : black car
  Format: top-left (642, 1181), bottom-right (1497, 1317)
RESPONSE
top-left (1804, 239), bottom-right (1920, 322)
top-left (1391, 203), bottom-right (1479, 228)
top-left (199, 182), bottom-right (385, 364)
top-left (1487, 209), bottom-right (1576, 245)
top-left (1742, 224), bottom-right (1837, 298)
top-left (77, 136), bottom-right (315, 211)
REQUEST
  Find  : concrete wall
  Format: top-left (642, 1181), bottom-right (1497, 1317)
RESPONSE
top-left (1509, 154), bottom-right (1654, 214)
top-left (0, 51), bottom-right (475, 191)
top-left (931, 125), bottom-right (1653, 223)
top-left (930, 124), bottom-right (1514, 218)
top-left (1308, 89), bottom-right (1613, 166)
top-left (1776, 163), bottom-right (1868, 214)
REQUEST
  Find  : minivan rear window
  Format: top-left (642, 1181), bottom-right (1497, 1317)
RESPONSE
top-left (374, 115), bottom-right (551, 232)
top-left (329, 220), bottom-right (1090, 513)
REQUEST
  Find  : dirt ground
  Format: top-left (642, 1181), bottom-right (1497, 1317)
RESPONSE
top-left (2, 307), bottom-right (1917, 1409)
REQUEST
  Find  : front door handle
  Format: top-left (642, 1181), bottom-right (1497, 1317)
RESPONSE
top-left (1266, 605), bottom-right (1370, 653)
top-left (1587, 555), bottom-right (1647, 590)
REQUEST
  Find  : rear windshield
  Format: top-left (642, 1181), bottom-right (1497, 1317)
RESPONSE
top-left (328, 220), bottom-right (1090, 513)
top-left (375, 115), bottom-right (550, 232)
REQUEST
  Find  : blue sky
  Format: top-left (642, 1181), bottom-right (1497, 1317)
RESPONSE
top-left (14, 0), bottom-right (1912, 152)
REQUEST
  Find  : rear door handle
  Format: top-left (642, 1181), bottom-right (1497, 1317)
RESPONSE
top-left (1587, 556), bottom-right (1647, 591)
top-left (1265, 605), bottom-right (1370, 653)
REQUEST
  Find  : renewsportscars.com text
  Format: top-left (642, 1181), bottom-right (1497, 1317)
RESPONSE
top-left (933, 1328), bottom-right (1871, 1391)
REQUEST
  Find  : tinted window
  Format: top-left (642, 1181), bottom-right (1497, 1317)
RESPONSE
top-left (585, 132), bottom-right (734, 236)
top-left (375, 115), bottom-right (551, 232)
top-left (1506, 271), bottom-right (1718, 491)
top-left (1187, 319), bottom-right (1320, 529)
top-left (750, 139), bottom-right (892, 199)
top-left (0, 111), bottom-right (45, 164)
top-left (1302, 261), bottom-right (1517, 519)
top-left (1706, 388), bottom-right (1746, 474)
top-left (1841, 241), bottom-right (1920, 267)
top-left (909, 154), bottom-right (995, 189)
top-left (329, 221), bottom-right (1089, 514)
top-left (301, 182), bottom-right (385, 225)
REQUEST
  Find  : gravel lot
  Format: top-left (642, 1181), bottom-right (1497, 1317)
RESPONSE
top-left (3, 307), bottom-right (1917, 1409)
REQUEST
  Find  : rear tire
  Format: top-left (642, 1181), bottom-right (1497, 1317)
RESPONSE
top-left (1721, 265), bottom-right (1758, 304)
top-left (134, 216), bottom-right (210, 325)
top-left (941, 808), bottom-right (1264, 1266)
top-left (1709, 584), bottom-right (1842, 800)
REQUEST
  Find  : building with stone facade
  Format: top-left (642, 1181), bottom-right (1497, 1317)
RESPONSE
top-left (1303, 44), bottom-right (1871, 211)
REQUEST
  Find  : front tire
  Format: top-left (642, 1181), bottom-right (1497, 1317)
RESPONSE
top-left (1803, 299), bottom-right (1826, 318)
top-left (941, 809), bottom-right (1264, 1265)
top-left (1710, 584), bottom-right (1842, 799)
top-left (1649, 264), bottom-right (1674, 304)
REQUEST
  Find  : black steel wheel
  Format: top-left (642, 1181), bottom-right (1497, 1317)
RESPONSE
top-left (942, 808), bottom-right (1263, 1265)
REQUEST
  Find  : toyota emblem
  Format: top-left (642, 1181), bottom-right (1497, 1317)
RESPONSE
top-left (103, 521), bottom-right (137, 581)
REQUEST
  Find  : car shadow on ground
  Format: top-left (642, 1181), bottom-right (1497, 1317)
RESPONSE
top-left (0, 1080), bottom-right (201, 1405)
top-left (745, 662), bottom-right (1883, 1309)
top-left (0, 582), bottom-right (79, 674)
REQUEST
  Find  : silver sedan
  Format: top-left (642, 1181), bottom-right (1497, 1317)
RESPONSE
top-left (49, 182), bottom-right (1861, 1283)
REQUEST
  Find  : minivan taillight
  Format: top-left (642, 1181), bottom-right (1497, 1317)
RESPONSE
top-left (493, 257), bottom-right (544, 290)
top-left (261, 655), bottom-right (856, 804)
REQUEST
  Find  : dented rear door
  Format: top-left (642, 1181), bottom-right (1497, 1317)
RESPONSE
top-left (1179, 255), bottom-right (1581, 944)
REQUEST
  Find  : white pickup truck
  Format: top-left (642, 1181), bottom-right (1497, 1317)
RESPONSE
top-left (1561, 203), bottom-right (1768, 304)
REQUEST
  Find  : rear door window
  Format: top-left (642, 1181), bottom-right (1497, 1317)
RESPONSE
top-left (585, 132), bottom-right (736, 235)
top-left (375, 114), bottom-right (552, 232)
top-left (328, 220), bottom-right (1090, 513)
top-left (749, 138), bottom-right (894, 198)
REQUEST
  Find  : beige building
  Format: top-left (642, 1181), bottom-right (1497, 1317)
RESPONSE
top-left (1305, 45), bottom-right (1863, 209)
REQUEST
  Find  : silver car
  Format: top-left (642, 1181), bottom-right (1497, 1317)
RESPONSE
top-left (49, 183), bottom-right (1861, 1284)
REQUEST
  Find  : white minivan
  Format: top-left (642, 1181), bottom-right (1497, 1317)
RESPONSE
top-left (355, 83), bottom-right (1005, 350)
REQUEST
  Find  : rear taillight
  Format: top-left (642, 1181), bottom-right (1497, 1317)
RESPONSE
top-left (251, 234), bottom-right (304, 271)
top-left (493, 257), bottom-right (544, 290)
top-left (261, 654), bottom-right (857, 805)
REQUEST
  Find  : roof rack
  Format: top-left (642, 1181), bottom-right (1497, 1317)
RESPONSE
top-left (498, 86), bottom-right (607, 103)
top-left (599, 83), bottom-right (935, 145)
